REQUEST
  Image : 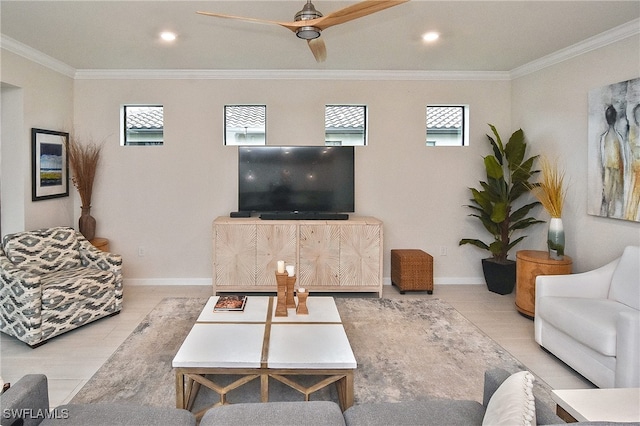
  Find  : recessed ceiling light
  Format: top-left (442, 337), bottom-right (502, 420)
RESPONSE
top-left (422, 32), bottom-right (440, 43)
top-left (160, 31), bottom-right (177, 42)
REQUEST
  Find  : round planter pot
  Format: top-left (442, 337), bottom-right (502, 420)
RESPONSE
top-left (481, 258), bottom-right (516, 295)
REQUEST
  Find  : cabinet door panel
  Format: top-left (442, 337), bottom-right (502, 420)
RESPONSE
top-left (256, 224), bottom-right (297, 286)
top-left (299, 225), bottom-right (340, 288)
top-left (214, 224), bottom-right (256, 287)
top-left (340, 225), bottom-right (381, 287)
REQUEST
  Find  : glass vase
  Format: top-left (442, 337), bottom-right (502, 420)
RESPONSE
top-left (547, 217), bottom-right (565, 260)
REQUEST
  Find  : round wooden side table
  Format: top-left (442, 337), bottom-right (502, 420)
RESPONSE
top-left (515, 250), bottom-right (572, 319)
top-left (90, 237), bottom-right (110, 252)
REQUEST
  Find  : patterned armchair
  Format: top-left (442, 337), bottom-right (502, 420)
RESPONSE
top-left (0, 227), bottom-right (122, 347)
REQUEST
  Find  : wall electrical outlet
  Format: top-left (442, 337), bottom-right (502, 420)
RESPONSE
top-left (439, 246), bottom-right (448, 256)
top-left (138, 247), bottom-right (146, 257)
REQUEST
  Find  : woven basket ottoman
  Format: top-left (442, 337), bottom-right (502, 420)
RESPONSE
top-left (391, 249), bottom-right (433, 294)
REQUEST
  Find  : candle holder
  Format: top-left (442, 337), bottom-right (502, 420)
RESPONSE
top-left (286, 275), bottom-right (297, 308)
top-left (296, 289), bottom-right (309, 315)
top-left (275, 272), bottom-right (288, 317)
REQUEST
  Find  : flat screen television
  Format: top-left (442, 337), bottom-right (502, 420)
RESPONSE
top-left (238, 146), bottom-right (354, 217)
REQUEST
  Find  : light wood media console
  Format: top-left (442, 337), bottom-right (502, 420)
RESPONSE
top-left (213, 216), bottom-right (383, 296)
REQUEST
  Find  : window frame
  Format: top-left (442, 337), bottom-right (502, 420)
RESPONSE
top-left (426, 105), bottom-right (469, 147)
top-left (325, 104), bottom-right (368, 146)
top-left (120, 104), bottom-right (164, 146)
top-left (224, 105), bottom-right (267, 146)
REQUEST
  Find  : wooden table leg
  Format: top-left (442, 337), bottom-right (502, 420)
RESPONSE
top-left (187, 380), bottom-right (201, 411)
top-left (261, 373), bottom-right (269, 402)
top-left (175, 370), bottom-right (185, 409)
top-left (336, 372), bottom-right (354, 411)
top-left (556, 405), bottom-right (578, 423)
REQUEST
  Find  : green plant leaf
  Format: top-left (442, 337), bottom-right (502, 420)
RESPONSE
top-left (506, 235), bottom-right (527, 253)
top-left (484, 156), bottom-right (503, 180)
top-left (504, 129), bottom-right (525, 168)
top-left (459, 239), bottom-right (490, 251)
top-left (511, 156), bottom-right (538, 183)
top-left (479, 215), bottom-right (500, 234)
top-left (490, 201), bottom-right (508, 223)
top-left (471, 188), bottom-right (493, 211)
top-left (489, 241), bottom-right (506, 257)
top-left (487, 124), bottom-right (504, 164)
top-left (510, 217), bottom-right (545, 231)
top-left (510, 201), bottom-right (540, 222)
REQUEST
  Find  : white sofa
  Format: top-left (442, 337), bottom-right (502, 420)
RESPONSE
top-left (535, 245), bottom-right (640, 388)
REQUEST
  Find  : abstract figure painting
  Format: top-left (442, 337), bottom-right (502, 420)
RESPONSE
top-left (588, 78), bottom-right (640, 222)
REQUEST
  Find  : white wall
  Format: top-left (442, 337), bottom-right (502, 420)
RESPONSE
top-left (4, 33), bottom-right (637, 285)
top-left (73, 77), bottom-right (512, 283)
top-left (0, 50), bottom-right (75, 234)
top-left (512, 36), bottom-right (640, 272)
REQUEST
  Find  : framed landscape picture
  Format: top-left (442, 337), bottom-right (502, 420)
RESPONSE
top-left (32, 128), bottom-right (69, 201)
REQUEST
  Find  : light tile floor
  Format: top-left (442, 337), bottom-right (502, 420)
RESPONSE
top-left (0, 284), bottom-right (593, 408)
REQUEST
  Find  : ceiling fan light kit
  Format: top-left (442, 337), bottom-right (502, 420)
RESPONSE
top-left (296, 26), bottom-right (322, 40)
top-left (197, 0), bottom-right (409, 62)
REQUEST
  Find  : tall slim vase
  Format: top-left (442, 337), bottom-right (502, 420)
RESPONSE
top-left (275, 272), bottom-right (288, 317)
top-left (79, 206), bottom-right (96, 241)
top-left (547, 217), bottom-right (565, 260)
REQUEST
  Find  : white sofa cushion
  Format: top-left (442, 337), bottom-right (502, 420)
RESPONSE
top-left (482, 371), bottom-right (536, 426)
top-left (538, 297), bottom-right (637, 356)
top-left (609, 246), bottom-right (640, 310)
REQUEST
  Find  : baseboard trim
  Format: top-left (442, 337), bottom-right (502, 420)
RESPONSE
top-left (124, 278), bottom-right (212, 286)
top-left (384, 277), bottom-right (484, 285)
top-left (125, 278), bottom-right (485, 286)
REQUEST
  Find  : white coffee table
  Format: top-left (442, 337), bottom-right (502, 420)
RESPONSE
top-left (552, 388), bottom-right (640, 422)
top-left (173, 296), bottom-right (357, 418)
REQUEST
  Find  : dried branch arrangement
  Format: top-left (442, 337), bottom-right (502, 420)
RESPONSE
top-left (530, 157), bottom-right (566, 218)
top-left (66, 136), bottom-right (103, 208)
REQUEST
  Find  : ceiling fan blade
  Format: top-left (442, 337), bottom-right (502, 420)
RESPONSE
top-left (308, 38), bottom-right (327, 62)
top-left (314, 0), bottom-right (409, 30)
top-left (199, 0), bottom-right (409, 33)
top-left (196, 11), bottom-right (300, 32)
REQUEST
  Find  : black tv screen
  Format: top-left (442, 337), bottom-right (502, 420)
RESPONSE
top-left (238, 146), bottom-right (354, 213)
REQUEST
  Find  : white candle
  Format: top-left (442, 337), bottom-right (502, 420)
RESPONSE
top-left (286, 265), bottom-right (295, 277)
top-left (298, 288), bottom-right (305, 293)
top-left (277, 260), bottom-right (285, 273)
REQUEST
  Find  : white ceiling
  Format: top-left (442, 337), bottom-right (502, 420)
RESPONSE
top-left (1, 1), bottom-right (639, 73)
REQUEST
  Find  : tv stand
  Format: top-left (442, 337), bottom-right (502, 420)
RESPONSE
top-left (259, 212), bottom-right (349, 220)
top-left (213, 216), bottom-right (383, 296)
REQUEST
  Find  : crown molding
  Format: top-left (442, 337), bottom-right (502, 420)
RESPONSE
top-left (0, 34), bottom-right (75, 78)
top-left (73, 68), bottom-right (510, 81)
top-left (510, 18), bottom-right (640, 79)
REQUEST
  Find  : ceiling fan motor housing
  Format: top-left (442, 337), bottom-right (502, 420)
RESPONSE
top-left (295, 0), bottom-right (322, 39)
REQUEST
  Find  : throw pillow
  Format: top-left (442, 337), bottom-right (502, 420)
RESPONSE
top-left (482, 370), bottom-right (536, 426)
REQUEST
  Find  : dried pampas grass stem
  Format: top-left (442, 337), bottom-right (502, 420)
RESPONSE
top-left (66, 136), bottom-right (103, 208)
top-left (530, 156), bottom-right (566, 218)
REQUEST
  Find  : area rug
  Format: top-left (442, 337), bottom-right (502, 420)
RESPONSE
top-left (71, 297), bottom-right (554, 411)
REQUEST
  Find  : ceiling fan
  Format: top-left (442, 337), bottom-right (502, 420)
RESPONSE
top-left (197, 0), bottom-right (409, 63)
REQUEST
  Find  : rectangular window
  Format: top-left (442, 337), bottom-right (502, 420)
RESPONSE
top-left (325, 105), bottom-right (367, 146)
top-left (224, 105), bottom-right (266, 146)
top-left (121, 105), bottom-right (164, 146)
top-left (426, 105), bottom-right (469, 146)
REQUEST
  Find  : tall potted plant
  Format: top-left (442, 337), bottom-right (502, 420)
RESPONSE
top-left (459, 124), bottom-right (543, 294)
